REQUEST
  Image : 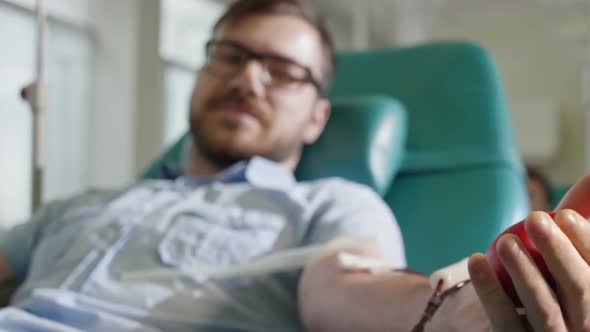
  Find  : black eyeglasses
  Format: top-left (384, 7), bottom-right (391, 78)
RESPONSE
top-left (204, 39), bottom-right (324, 95)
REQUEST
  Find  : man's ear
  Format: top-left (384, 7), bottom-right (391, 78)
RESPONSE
top-left (302, 99), bottom-right (331, 145)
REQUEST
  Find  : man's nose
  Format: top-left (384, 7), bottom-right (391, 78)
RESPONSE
top-left (230, 60), bottom-right (268, 98)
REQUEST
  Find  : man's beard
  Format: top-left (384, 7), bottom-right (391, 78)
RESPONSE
top-left (189, 85), bottom-right (305, 170)
top-left (189, 112), bottom-right (303, 170)
top-left (189, 86), bottom-right (268, 168)
top-left (190, 117), bottom-right (250, 169)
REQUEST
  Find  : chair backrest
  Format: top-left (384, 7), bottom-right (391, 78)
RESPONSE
top-left (329, 42), bottom-right (528, 273)
top-left (142, 42), bottom-right (529, 274)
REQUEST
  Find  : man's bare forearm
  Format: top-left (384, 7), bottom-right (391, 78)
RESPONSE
top-left (299, 270), bottom-right (441, 332)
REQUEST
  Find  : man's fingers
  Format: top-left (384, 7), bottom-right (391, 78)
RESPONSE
top-left (533, 210), bottom-right (590, 330)
top-left (498, 235), bottom-right (567, 332)
top-left (468, 253), bottom-right (525, 332)
top-left (553, 209), bottom-right (590, 265)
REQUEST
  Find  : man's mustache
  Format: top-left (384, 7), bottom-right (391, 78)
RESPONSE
top-left (205, 88), bottom-right (270, 123)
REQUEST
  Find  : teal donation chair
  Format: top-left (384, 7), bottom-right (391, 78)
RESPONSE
top-left (143, 41), bottom-right (529, 274)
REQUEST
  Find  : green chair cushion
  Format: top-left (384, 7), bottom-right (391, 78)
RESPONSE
top-left (296, 96), bottom-right (407, 195)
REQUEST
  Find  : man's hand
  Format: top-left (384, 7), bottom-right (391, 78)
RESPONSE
top-left (468, 174), bottom-right (590, 331)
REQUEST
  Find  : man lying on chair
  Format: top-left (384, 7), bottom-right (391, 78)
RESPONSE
top-left (0, 0), bottom-right (494, 331)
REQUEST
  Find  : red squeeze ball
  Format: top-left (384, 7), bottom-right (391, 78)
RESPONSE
top-left (486, 212), bottom-right (556, 307)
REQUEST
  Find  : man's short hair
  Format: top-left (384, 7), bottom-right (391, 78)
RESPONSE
top-left (213, 0), bottom-right (336, 94)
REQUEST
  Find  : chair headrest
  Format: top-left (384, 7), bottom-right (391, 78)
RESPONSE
top-left (296, 96), bottom-right (407, 195)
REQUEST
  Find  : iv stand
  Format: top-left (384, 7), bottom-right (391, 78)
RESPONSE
top-left (21, 0), bottom-right (47, 212)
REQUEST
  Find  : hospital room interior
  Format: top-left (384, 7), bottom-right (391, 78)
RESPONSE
top-left (1, 0), bottom-right (590, 329)
top-left (2, 0), bottom-right (590, 278)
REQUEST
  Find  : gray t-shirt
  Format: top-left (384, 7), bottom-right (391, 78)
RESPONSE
top-left (0, 157), bottom-right (405, 332)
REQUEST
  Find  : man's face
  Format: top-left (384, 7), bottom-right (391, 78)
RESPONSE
top-left (189, 14), bottom-right (330, 168)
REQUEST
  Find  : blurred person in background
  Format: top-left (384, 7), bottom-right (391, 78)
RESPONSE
top-left (527, 167), bottom-right (552, 211)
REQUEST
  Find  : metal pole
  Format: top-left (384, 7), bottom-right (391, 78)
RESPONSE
top-left (31, 0), bottom-right (46, 211)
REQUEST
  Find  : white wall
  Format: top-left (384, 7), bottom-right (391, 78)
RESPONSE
top-left (2, 0), bottom-right (94, 28)
top-left (89, 0), bottom-right (140, 189)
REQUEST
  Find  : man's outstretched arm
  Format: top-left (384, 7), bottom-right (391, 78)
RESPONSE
top-left (298, 240), bottom-right (490, 332)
